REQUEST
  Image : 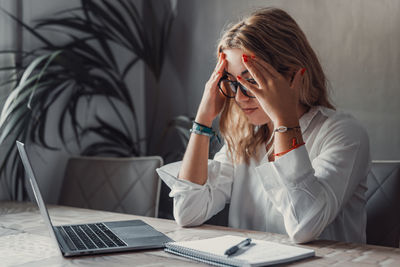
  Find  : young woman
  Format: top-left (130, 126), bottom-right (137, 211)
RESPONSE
top-left (157, 7), bottom-right (370, 244)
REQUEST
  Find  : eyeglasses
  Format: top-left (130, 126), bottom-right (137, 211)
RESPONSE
top-left (217, 74), bottom-right (257, 98)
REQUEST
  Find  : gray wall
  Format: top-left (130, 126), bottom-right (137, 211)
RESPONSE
top-left (0, 0), bottom-right (17, 199)
top-left (155, 0), bottom-right (400, 161)
top-left (0, 0), bottom-right (16, 107)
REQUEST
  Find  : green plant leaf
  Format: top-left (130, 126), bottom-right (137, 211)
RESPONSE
top-left (0, 0), bottom-right (176, 200)
top-left (0, 73), bottom-right (46, 126)
top-left (0, 107), bottom-right (30, 144)
top-left (121, 56), bottom-right (139, 80)
top-left (0, 6), bottom-right (54, 48)
top-left (0, 78), bottom-right (18, 88)
top-left (27, 51), bottom-right (62, 108)
top-left (35, 17), bottom-right (94, 34)
top-left (117, 0), bottom-right (146, 45)
top-left (0, 66), bottom-right (18, 71)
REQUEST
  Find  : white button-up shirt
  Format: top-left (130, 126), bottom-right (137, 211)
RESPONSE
top-left (157, 106), bottom-right (371, 244)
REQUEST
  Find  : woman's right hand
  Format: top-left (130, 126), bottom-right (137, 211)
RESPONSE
top-left (195, 53), bottom-right (227, 127)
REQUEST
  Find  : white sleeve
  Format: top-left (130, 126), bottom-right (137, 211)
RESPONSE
top-left (156, 145), bottom-right (234, 227)
top-left (255, 115), bottom-right (370, 243)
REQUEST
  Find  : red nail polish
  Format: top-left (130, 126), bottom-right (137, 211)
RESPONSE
top-left (301, 68), bottom-right (306, 75)
top-left (251, 54), bottom-right (256, 59)
top-left (242, 54), bottom-right (248, 62)
top-left (237, 75), bottom-right (242, 80)
top-left (221, 53), bottom-right (226, 59)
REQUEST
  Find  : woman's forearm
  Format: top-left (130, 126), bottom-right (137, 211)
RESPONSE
top-left (178, 53), bottom-right (227, 185)
top-left (178, 132), bottom-right (210, 185)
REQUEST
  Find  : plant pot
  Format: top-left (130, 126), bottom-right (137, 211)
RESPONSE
top-left (58, 156), bottom-right (163, 218)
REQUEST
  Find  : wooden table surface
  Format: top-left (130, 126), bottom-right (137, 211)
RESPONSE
top-left (0, 201), bottom-right (399, 267)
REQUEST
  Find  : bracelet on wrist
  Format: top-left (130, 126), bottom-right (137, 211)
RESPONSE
top-left (193, 121), bottom-right (212, 129)
top-left (274, 125), bottom-right (301, 133)
top-left (273, 137), bottom-right (305, 157)
top-left (190, 121), bottom-right (221, 143)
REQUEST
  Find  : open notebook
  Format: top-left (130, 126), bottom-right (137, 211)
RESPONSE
top-left (165, 235), bottom-right (315, 267)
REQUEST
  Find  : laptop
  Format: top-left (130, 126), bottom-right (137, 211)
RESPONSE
top-left (16, 141), bottom-right (173, 257)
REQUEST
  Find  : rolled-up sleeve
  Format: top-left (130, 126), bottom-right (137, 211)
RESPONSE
top-left (156, 146), bottom-right (234, 227)
top-left (255, 115), bottom-right (370, 243)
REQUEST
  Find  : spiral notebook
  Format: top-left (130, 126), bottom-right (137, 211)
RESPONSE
top-left (164, 235), bottom-right (315, 267)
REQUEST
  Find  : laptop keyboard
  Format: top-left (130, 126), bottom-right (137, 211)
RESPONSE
top-left (60, 223), bottom-right (127, 251)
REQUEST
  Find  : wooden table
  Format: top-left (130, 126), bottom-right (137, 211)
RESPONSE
top-left (1, 201), bottom-right (399, 267)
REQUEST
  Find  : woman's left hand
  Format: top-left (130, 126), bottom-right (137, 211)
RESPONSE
top-left (237, 54), bottom-right (305, 125)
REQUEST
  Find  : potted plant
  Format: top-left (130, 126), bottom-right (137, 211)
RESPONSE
top-left (0, 0), bottom-right (176, 201)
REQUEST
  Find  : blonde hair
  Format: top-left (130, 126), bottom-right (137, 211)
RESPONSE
top-left (218, 7), bottom-right (334, 164)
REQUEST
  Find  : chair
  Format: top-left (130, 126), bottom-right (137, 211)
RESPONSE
top-left (58, 156), bottom-right (163, 217)
top-left (366, 160), bottom-right (400, 247)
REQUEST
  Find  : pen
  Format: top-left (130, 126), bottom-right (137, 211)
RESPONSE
top-left (224, 238), bottom-right (252, 256)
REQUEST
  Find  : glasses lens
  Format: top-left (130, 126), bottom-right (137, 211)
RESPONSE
top-left (239, 84), bottom-right (254, 98)
top-left (219, 79), bottom-right (236, 98)
top-left (218, 78), bottom-right (256, 98)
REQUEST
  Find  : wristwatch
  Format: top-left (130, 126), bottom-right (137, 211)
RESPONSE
top-left (274, 126), bottom-right (301, 133)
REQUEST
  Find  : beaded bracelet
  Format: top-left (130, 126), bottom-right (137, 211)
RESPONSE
top-left (190, 121), bottom-right (221, 143)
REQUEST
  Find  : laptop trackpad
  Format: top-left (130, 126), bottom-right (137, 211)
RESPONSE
top-left (104, 220), bottom-right (167, 246)
top-left (111, 225), bottom-right (164, 239)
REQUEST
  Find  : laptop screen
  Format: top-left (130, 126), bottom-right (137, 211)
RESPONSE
top-left (16, 141), bottom-right (62, 253)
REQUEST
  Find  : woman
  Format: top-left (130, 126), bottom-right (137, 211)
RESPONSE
top-left (157, 7), bottom-right (370, 244)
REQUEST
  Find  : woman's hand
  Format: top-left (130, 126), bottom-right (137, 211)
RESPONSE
top-left (237, 54), bottom-right (305, 125)
top-left (195, 53), bottom-right (227, 127)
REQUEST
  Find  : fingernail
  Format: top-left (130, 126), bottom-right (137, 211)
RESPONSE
top-left (242, 54), bottom-right (248, 62)
top-left (237, 75), bottom-right (242, 80)
top-left (222, 53), bottom-right (226, 60)
top-left (251, 54), bottom-right (256, 59)
top-left (301, 68), bottom-right (306, 76)
top-left (217, 71), bottom-right (221, 75)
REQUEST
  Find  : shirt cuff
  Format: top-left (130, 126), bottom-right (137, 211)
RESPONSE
top-left (156, 160), bottom-right (234, 192)
top-left (156, 161), bottom-right (204, 191)
top-left (256, 145), bottom-right (314, 191)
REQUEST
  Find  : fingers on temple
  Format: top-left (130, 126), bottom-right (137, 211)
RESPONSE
top-left (215, 55), bottom-right (226, 75)
top-left (252, 59), bottom-right (275, 83)
top-left (211, 58), bottom-right (226, 84)
top-left (242, 56), bottom-right (269, 87)
top-left (236, 75), bottom-right (259, 96)
top-left (251, 56), bottom-right (281, 79)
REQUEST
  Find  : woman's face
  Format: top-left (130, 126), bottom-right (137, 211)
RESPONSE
top-left (223, 48), bottom-right (271, 125)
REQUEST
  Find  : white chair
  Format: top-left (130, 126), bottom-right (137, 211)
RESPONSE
top-left (58, 156), bottom-right (163, 217)
top-left (365, 160), bottom-right (400, 247)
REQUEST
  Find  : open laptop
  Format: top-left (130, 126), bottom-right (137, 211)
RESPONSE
top-left (16, 141), bottom-right (173, 257)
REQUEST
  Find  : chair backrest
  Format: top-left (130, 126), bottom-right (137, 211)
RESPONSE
top-left (366, 160), bottom-right (400, 247)
top-left (58, 156), bottom-right (163, 217)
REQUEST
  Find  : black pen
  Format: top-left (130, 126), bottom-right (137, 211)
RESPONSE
top-left (224, 238), bottom-right (252, 256)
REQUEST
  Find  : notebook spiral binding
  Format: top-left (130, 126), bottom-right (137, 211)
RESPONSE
top-left (165, 244), bottom-right (247, 267)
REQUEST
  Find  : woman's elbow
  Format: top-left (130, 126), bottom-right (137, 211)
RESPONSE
top-left (174, 215), bottom-right (196, 227)
top-left (173, 208), bottom-right (204, 227)
top-left (289, 228), bottom-right (319, 244)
